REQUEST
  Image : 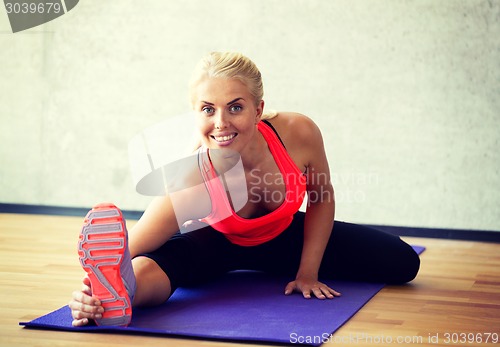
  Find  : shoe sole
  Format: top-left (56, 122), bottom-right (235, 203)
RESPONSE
top-left (78, 203), bottom-right (132, 326)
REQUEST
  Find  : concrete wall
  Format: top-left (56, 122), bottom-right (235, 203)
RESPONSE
top-left (1, 0), bottom-right (499, 231)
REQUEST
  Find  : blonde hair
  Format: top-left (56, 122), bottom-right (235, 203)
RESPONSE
top-left (189, 51), bottom-right (278, 120)
top-left (189, 52), bottom-right (262, 104)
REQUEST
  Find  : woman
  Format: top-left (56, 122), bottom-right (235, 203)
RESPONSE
top-left (71, 52), bottom-right (420, 327)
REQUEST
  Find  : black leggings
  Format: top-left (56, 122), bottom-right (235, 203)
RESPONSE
top-left (141, 212), bottom-right (420, 292)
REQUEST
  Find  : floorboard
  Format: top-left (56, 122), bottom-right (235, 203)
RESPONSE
top-left (1, 213), bottom-right (499, 346)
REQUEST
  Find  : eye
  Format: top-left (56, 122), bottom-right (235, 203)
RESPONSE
top-left (201, 106), bottom-right (215, 115)
top-left (229, 105), bottom-right (242, 113)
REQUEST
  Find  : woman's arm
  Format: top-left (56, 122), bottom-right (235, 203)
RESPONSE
top-left (280, 114), bottom-right (341, 299)
top-left (128, 195), bottom-right (180, 257)
top-left (129, 163), bottom-right (212, 257)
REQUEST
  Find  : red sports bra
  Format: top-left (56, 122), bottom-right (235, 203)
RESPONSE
top-left (198, 120), bottom-right (307, 246)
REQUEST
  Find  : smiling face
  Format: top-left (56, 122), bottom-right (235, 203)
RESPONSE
top-left (192, 77), bottom-right (264, 153)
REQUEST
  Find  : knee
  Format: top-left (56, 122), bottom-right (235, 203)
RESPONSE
top-left (388, 246), bottom-right (421, 284)
top-left (133, 256), bottom-right (155, 282)
top-left (132, 256), bottom-right (172, 306)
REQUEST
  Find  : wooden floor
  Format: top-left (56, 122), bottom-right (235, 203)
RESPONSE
top-left (1, 213), bottom-right (499, 347)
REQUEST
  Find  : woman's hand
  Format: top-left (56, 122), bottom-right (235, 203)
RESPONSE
top-left (68, 276), bottom-right (104, 326)
top-left (284, 276), bottom-right (341, 299)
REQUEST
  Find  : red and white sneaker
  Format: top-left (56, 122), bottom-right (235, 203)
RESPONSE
top-left (78, 203), bottom-right (135, 326)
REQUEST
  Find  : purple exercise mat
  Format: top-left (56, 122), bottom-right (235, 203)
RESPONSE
top-left (20, 246), bottom-right (425, 346)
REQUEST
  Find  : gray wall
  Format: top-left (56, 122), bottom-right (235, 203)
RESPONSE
top-left (1, 0), bottom-right (499, 231)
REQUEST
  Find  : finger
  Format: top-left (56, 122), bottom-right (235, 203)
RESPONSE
top-left (72, 290), bottom-right (101, 306)
top-left (81, 283), bottom-right (92, 296)
top-left (284, 281), bottom-right (296, 295)
top-left (70, 307), bottom-right (102, 321)
top-left (314, 285), bottom-right (338, 299)
top-left (70, 308), bottom-right (102, 327)
top-left (82, 277), bottom-right (92, 295)
top-left (316, 285), bottom-right (342, 299)
top-left (311, 287), bottom-right (326, 299)
top-left (68, 299), bottom-right (104, 314)
top-left (82, 276), bottom-right (91, 286)
top-left (72, 318), bottom-right (89, 327)
top-left (329, 288), bottom-right (342, 297)
top-left (69, 300), bottom-right (104, 318)
top-left (323, 286), bottom-right (341, 297)
top-left (69, 295), bottom-right (103, 323)
top-left (320, 286), bottom-right (335, 299)
top-left (302, 288), bottom-right (313, 299)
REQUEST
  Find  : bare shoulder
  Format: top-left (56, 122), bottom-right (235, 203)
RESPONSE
top-left (267, 112), bottom-right (323, 147)
top-left (266, 112), bottom-right (325, 170)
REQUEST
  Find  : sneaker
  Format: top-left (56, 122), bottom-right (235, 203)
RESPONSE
top-left (78, 203), bottom-right (135, 326)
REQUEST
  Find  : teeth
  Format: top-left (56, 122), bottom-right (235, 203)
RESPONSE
top-left (214, 134), bottom-right (236, 142)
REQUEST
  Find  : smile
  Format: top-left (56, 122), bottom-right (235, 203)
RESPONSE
top-left (211, 133), bottom-right (237, 143)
